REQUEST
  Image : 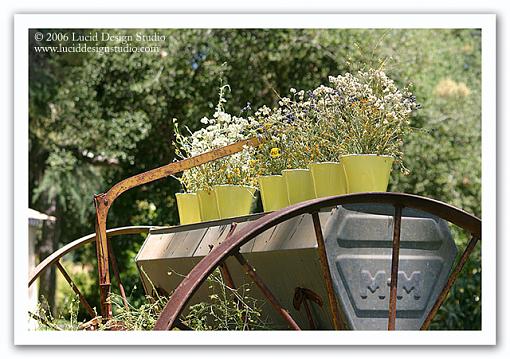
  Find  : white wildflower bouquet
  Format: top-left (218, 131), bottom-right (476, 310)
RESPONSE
top-left (173, 86), bottom-right (260, 192)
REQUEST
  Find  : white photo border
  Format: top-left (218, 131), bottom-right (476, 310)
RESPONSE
top-left (14, 13), bottom-right (496, 345)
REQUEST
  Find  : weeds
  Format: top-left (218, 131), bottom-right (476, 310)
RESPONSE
top-left (30, 269), bottom-right (270, 331)
top-left (182, 270), bottom-right (271, 330)
top-left (30, 295), bottom-right (84, 331)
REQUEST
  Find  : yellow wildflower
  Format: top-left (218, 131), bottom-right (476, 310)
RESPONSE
top-left (270, 147), bottom-right (281, 158)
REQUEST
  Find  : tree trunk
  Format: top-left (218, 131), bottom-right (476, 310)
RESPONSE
top-left (36, 202), bottom-right (58, 316)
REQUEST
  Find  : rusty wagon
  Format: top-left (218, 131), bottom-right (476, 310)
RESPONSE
top-left (28, 137), bottom-right (481, 331)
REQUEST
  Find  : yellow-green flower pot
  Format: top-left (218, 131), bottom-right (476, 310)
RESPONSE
top-left (197, 189), bottom-right (220, 221)
top-left (175, 192), bottom-right (201, 225)
top-left (257, 175), bottom-right (289, 212)
top-left (282, 169), bottom-right (316, 205)
top-left (342, 154), bottom-right (394, 193)
top-left (309, 162), bottom-right (348, 198)
top-left (213, 185), bottom-right (257, 219)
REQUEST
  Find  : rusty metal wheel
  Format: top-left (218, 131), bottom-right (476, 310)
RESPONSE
top-left (153, 192), bottom-right (481, 331)
top-left (28, 226), bottom-right (151, 327)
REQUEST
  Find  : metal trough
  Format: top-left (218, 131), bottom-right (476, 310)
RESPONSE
top-left (136, 204), bottom-right (457, 330)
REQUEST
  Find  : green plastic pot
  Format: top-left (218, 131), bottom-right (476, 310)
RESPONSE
top-left (282, 169), bottom-right (316, 205)
top-left (309, 162), bottom-right (348, 198)
top-left (175, 192), bottom-right (202, 225)
top-left (213, 185), bottom-right (257, 219)
top-left (197, 189), bottom-right (220, 221)
top-left (257, 175), bottom-right (290, 212)
top-left (341, 154), bottom-right (394, 193)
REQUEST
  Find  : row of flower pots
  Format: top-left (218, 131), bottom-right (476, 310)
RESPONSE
top-left (176, 154), bottom-right (393, 225)
top-left (176, 185), bottom-right (257, 225)
top-left (172, 69), bottom-right (418, 226)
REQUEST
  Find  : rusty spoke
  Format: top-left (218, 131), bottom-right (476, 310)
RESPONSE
top-left (421, 234), bottom-right (481, 330)
top-left (173, 318), bottom-right (193, 331)
top-left (219, 262), bottom-right (236, 290)
top-left (388, 205), bottom-right (403, 330)
top-left (293, 287), bottom-right (323, 330)
top-left (55, 261), bottom-right (96, 319)
top-left (303, 300), bottom-right (315, 330)
top-left (220, 259), bottom-right (255, 329)
top-left (29, 311), bottom-right (63, 331)
top-left (233, 252), bottom-right (301, 330)
top-left (311, 212), bottom-right (344, 330)
top-left (108, 242), bottom-right (129, 310)
top-left (219, 224), bottom-right (238, 290)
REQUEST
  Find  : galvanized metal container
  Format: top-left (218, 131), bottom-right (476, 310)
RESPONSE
top-left (135, 204), bottom-right (457, 330)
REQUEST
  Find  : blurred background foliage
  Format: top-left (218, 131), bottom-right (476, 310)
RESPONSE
top-left (29, 28), bottom-right (481, 329)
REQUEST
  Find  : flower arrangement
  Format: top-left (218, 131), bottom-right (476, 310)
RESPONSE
top-left (281, 86), bottom-right (345, 164)
top-left (253, 69), bottom-right (419, 172)
top-left (173, 85), bottom-right (260, 192)
top-left (249, 106), bottom-right (289, 177)
top-left (250, 90), bottom-right (317, 176)
top-left (325, 68), bottom-right (420, 172)
top-left (172, 68), bottom-right (420, 217)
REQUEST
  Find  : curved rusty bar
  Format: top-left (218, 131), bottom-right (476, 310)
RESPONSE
top-left (28, 226), bottom-right (151, 287)
top-left (93, 137), bottom-right (263, 317)
top-left (153, 192), bottom-right (481, 330)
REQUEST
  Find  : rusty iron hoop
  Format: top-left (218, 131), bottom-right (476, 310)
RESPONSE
top-left (153, 192), bottom-right (481, 331)
top-left (28, 226), bottom-right (151, 287)
top-left (28, 226), bottom-right (151, 320)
